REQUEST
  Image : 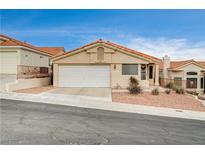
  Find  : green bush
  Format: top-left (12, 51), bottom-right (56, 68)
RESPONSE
top-left (165, 89), bottom-right (171, 94)
top-left (152, 88), bottom-right (159, 95)
top-left (175, 88), bottom-right (185, 94)
top-left (165, 82), bottom-right (174, 89)
top-left (128, 76), bottom-right (142, 94)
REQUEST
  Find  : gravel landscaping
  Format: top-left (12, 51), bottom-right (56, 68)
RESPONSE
top-left (112, 92), bottom-right (205, 112)
top-left (15, 86), bottom-right (54, 94)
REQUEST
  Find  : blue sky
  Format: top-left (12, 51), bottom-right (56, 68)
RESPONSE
top-left (1, 9), bottom-right (205, 60)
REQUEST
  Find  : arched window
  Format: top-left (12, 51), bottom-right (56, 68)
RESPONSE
top-left (187, 72), bottom-right (197, 75)
top-left (97, 47), bottom-right (104, 61)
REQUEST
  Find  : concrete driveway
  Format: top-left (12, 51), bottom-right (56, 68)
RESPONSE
top-left (45, 87), bottom-right (112, 101)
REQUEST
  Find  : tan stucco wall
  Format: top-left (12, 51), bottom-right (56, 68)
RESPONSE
top-left (88, 46), bottom-right (113, 63)
top-left (154, 64), bottom-right (160, 86)
top-left (53, 63), bottom-right (59, 87)
top-left (19, 49), bottom-right (50, 67)
top-left (111, 51), bottom-right (149, 64)
top-left (111, 64), bottom-right (149, 88)
top-left (54, 46), bottom-right (149, 64)
top-left (53, 45), bottom-right (155, 88)
top-left (6, 77), bottom-right (50, 92)
top-left (53, 51), bottom-right (90, 64)
top-left (169, 71), bottom-right (184, 80)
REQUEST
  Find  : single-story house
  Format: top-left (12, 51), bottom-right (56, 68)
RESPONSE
top-left (0, 34), bottom-right (64, 91)
top-left (160, 55), bottom-right (205, 93)
top-left (52, 39), bottom-right (161, 89)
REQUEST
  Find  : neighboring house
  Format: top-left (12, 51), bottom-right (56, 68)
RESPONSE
top-left (160, 55), bottom-right (205, 93)
top-left (52, 39), bottom-right (161, 89)
top-left (0, 34), bottom-right (64, 91)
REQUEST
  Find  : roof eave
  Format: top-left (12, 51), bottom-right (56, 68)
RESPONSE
top-left (0, 45), bottom-right (53, 57)
top-left (52, 41), bottom-right (160, 63)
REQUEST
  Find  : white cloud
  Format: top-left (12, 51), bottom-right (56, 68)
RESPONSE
top-left (3, 26), bottom-right (205, 61)
top-left (125, 36), bottom-right (205, 60)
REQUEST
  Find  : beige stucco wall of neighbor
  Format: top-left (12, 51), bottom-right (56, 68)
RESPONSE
top-left (53, 45), bottom-right (156, 88)
top-left (169, 71), bottom-right (184, 80)
top-left (0, 47), bottom-right (51, 91)
top-left (0, 47), bottom-right (50, 75)
top-left (19, 49), bottom-right (50, 67)
top-left (6, 77), bottom-right (50, 92)
top-left (169, 64), bottom-right (205, 92)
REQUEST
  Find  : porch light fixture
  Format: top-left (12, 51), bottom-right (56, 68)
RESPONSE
top-left (114, 64), bottom-right (116, 70)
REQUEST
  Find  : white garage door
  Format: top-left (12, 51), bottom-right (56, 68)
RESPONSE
top-left (0, 51), bottom-right (17, 74)
top-left (58, 65), bottom-right (110, 87)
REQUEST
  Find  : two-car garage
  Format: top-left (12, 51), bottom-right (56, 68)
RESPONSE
top-left (58, 65), bottom-right (110, 87)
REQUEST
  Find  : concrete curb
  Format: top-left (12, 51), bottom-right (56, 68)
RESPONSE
top-left (1, 92), bottom-right (205, 121)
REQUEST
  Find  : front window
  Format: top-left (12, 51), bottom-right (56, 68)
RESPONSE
top-left (40, 67), bottom-right (48, 74)
top-left (122, 64), bottom-right (138, 75)
top-left (187, 72), bottom-right (197, 75)
top-left (186, 78), bottom-right (197, 89)
top-left (201, 78), bottom-right (204, 89)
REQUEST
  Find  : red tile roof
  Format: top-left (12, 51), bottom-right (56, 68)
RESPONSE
top-left (54, 39), bottom-right (161, 62)
top-left (198, 61), bottom-right (205, 67)
top-left (160, 59), bottom-right (205, 70)
top-left (36, 47), bottom-right (65, 56)
top-left (104, 40), bottom-right (161, 62)
top-left (0, 34), bottom-right (64, 56)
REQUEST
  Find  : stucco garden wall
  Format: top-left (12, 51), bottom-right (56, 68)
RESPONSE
top-left (6, 77), bottom-right (50, 92)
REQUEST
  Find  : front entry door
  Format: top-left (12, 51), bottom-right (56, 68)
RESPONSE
top-left (149, 65), bottom-right (154, 86)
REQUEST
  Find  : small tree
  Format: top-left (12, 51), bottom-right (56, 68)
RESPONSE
top-left (128, 76), bottom-right (142, 94)
top-left (175, 88), bottom-right (185, 94)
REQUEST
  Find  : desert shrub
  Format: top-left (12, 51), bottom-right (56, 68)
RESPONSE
top-left (175, 88), bottom-right (185, 94)
top-left (165, 82), bottom-right (174, 89)
top-left (165, 89), bottom-right (171, 94)
top-left (152, 88), bottom-right (159, 95)
top-left (128, 76), bottom-right (142, 94)
top-left (198, 95), bottom-right (205, 100)
top-left (186, 90), bottom-right (199, 96)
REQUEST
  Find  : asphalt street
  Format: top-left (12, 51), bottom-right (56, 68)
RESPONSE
top-left (0, 99), bottom-right (205, 144)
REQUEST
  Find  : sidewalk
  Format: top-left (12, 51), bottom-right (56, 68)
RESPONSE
top-left (1, 92), bottom-right (205, 121)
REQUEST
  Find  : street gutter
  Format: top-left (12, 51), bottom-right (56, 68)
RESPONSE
top-left (1, 92), bottom-right (205, 121)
